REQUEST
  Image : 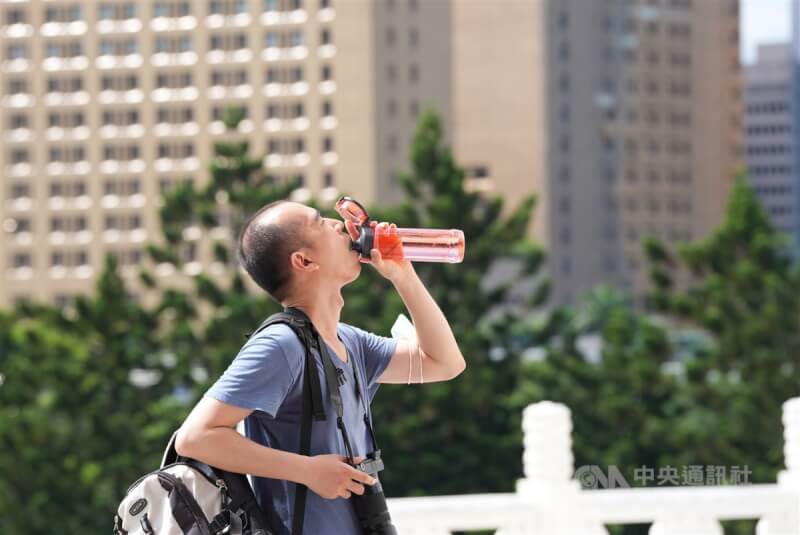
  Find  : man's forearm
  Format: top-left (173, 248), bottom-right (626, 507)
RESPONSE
top-left (392, 270), bottom-right (465, 377)
top-left (177, 426), bottom-right (308, 484)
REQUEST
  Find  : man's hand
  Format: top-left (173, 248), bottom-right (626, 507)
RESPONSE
top-left (301, 454), bottom-right (377, 500)
top-left (345, 220), bottom-right (416, 283)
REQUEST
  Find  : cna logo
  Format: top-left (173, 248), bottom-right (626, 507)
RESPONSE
top-left (573, 465), bottom-right (631, 489)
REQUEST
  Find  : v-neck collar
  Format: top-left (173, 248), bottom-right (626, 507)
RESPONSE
top-left (321, 326), bottom-right (349, 365)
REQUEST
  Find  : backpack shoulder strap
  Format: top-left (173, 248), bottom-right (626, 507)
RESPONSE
top-left (248, 308), bottom-right (326, 535)
top-left (248, 310), bottom-right (326, 423)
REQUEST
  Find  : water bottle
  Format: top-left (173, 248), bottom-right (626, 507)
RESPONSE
top-left (335, 196), bottom-right (465, 263)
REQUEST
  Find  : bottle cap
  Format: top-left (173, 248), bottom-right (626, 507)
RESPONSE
top-left (335, 196), bottom-right (370, 226)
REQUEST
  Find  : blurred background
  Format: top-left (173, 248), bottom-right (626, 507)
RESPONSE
top-left (0, 0), bottom-right (798, 534)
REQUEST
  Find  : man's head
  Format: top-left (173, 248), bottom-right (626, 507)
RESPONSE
top-left (238, 201), bottom-right (361, 302)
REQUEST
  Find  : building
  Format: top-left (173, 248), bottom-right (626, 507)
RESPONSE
top-left (0, 0), bottom-right (454, 307)
top-left (0, 0), bottom-right (742, 308)
top-left (744, 43), bottom-right (798, 252)
top-left (455, 0), bottom-right (742, 305)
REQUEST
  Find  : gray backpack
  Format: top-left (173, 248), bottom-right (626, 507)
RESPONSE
top-left (113, 432), bottom-right (272, 535)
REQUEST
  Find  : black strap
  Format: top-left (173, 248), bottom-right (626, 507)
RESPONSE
top-left (314, 331), bottom-right (381, 455)
top-left (291, 335), bottom-right (315, 535)
top-left (113, 514), bottom-right (129, 535)
top-left (314, 335), bottom-right (358, 461)
top-left (157, 472), bottom-right (213, 535)
top-left (252, 308), bottom-right (327, 535)
top-left (252, 311), bottom-right (326, 422)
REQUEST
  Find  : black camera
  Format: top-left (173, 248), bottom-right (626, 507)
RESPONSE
top-left (350, 451), bottom-right (397, 535)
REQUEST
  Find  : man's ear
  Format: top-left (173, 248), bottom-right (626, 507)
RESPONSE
top-left (290, 251), bottom-right (318, 272)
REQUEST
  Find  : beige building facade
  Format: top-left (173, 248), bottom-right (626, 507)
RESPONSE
top-left (0, 0), bottom-right (741, 308)
top-left (0, 0), bottom-right (446, 307)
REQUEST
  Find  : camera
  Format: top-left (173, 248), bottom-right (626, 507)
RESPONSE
top-left (350, 451), bottom-right (397, 535)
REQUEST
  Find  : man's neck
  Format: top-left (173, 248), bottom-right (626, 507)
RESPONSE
top-left (283, 286), bottom-right (344, 342)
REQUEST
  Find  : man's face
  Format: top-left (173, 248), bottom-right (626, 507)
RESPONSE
top-left (274, 202), bottom-right (361, 284)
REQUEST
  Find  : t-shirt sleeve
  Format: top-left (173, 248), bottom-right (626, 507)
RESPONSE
top-left (349, 325), bottom-right (398, 395)
top-left (205, 326), bottom-right (302, 419)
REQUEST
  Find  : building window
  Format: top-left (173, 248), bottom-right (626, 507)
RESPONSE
top-left (409, 28), bottom-right (419, 47)
top-left (6, 9), bottom-right (27, 25)
top-left (322, 100), bottom-right (333, 117)
top-left (409, 64), bottom-right (419, 83)
top-left (210, 70), bottom-right (248, 86)
top-left (155, 71), bottom-right (193, 89)
top-left (154, 1), bottom-right (192, 17)
top-left (323, 171), bottom-right (334, 187)
top-left (6, 117), bottom-right (30, 141)
top-left (322, 136), bottom-right (334, 152)
top-left (157, 143), bottom-right (195, 159)
top-left (320, 28), bottom-right (332, 45)
top-left (7, 44), bottom-right (27, 60)
top-left (99, 39), bottom-right (138, 56)
top-left (48, 111), bottom-right (85, 128)
top-left (209, 33), bottom-right (248, 52)
top-left (10, 148), bottom-right (30, 164)
top-left (155, 36), bottom-right (193, 53)
top-left (101, 74), bottom-right (138, 91)
top-left (103, 144), bottom-right (140, 161)
top-left (98, 3), bottom-right (137, 20)
top-left (321, 65), bottom-right (333, 81)
top-left (12, 253), bottom-right (32, 268)
top-left (10, 183), bottom-right (31, 199)
top-left (209, 0), bottom-right (248, 15)
top-left (409, 100), bottom-right (419, 118)
top-left (45, 5), bottom-right (83, 23)
top-left (44, 41), bottom-right (83, 59)
top-left (156, 107), bottom-right (194, 124)
top-left (47, 76), bottom-right (84, 93)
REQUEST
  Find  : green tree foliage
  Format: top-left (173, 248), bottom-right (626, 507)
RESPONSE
top-left (645, 177), bottom-right (800, 483)
top-left (0, 257), bottom-right (184, 533)
top-left (511, 286), bottom-right (681, 485)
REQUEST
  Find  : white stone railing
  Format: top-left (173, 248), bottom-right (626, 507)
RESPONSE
top-left (387, 398), bottom-right (800, 535)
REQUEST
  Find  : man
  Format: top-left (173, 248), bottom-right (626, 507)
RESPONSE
top-left (175, 200), bottom-right (465, 534)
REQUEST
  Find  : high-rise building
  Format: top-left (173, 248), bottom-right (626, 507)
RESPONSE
top-left (744, 43), bottom-right (798, 252)
top-left (0, 0), bottom-right (453, 307)
top-left (456, 0), bottom-right (742, 305)
top-left (0, 0), bottom-right (742, 308)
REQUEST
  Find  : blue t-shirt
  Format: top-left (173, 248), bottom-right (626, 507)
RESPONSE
top-left (205, 322), bottom-right (397, 535)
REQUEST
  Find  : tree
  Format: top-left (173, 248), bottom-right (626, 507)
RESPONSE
top-left (645, 177), bottom-right (800, 484)
top-left (0, 257), bottom-right (183, 534)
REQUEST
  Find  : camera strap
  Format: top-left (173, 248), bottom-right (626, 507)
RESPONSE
top-left (313, 332), bottom-right (381, 460)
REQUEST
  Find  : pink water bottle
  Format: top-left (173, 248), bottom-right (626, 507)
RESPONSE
top-left (335, 196), bottom-right (465, 263)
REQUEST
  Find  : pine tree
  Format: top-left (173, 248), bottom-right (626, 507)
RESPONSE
top-left (645, 176), bottom-right (800, 483)
top-left (0, 257), bottom-right (181, 533)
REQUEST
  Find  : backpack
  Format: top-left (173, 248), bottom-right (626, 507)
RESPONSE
top-left (113, 431), bottom-right (272, 535)
top-left (114, 309), bottom-right (326, 535)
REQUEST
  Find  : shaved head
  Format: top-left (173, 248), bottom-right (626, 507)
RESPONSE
top-left (238, 201), bottom-right (309, 302)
